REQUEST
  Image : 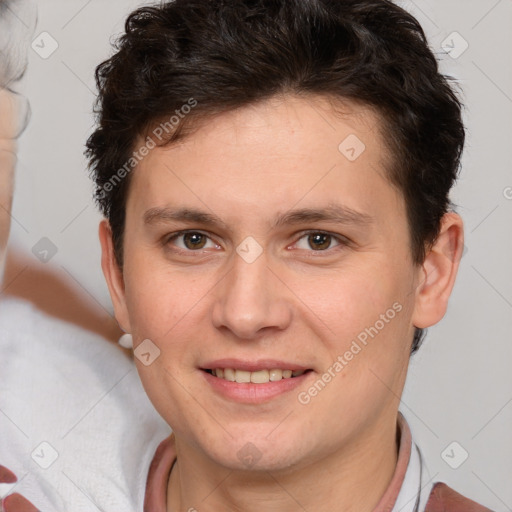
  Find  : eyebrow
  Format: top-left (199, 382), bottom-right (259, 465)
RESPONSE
top-left (271, 204), bottom-right (374, 228)
top-left (143, 204), bottom-right (373, 229)
top-left (143, 207), bottom-right (227, 228)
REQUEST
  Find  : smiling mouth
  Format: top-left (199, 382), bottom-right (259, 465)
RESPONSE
top-left (203, 368), bottom-right (312, 384)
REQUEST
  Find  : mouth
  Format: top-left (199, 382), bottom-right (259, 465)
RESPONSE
top-left (202, 367), bottom-right (312, 384)
top-left (200, 359), bottom-right (314, 403)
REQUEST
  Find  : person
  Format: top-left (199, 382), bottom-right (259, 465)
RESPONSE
top-left (85, 0), bottom-right (493, 511)
top-left (0, 2), bottom-right (170, 510)
top-left (0, 0), bottom-right (32, 278)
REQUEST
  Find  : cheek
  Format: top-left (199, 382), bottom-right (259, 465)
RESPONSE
top-left (301, 256), bottom-right (413, 343)
top-left (122, 246), bottom-right (214, 342)
top-left (295, 254), bottom-right (416, 412)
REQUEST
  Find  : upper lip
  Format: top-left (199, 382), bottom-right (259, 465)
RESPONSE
top-left (201, 359), bottom-right (311, 372)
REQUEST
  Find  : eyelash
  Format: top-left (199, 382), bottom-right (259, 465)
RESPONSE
top-left (163, 229), bottom-right (350, 255)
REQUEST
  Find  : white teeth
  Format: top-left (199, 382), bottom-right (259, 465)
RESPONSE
top-left (210, 368), bottom-right (306, 383)
top-left (251, 370), bottom-right (269, 383)
top-left (235, 370), bottom-right (251, 383)
top-left (223, 368), bottom-right (236, 381)
top-left (269, 369), bottom-right (283, 381)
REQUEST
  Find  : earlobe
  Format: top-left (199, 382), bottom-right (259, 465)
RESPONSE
top-left (98, 220), bottom-right (131, 333)
top-left (412, 212), bottom-right (464, 329)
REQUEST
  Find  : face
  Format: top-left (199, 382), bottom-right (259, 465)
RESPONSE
top-left (0, 88), bottom-right (18, 276)
top-left (101, 94), bottom-right (460, 471)
top-left (1, 1), bottom-right (34, 277)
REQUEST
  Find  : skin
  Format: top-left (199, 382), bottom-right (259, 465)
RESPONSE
top-left (0, 88), bottom-right (18, 277)
top-left (100, 94), bottom-right (464, 512)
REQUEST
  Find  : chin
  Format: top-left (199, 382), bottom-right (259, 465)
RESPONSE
top-left (197, 428), bottom-right (305, 472)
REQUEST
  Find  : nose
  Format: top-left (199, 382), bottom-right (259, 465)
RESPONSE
top-left (211, 252), bottom-right (293, 340)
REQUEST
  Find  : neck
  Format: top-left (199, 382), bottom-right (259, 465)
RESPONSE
top-left (167, 413), bottom-right (400, 512)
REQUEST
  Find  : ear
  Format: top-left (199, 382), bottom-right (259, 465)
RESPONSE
top-left (99, 220), bottom-right (131, 333)
top-left (412, 212), bottom-right (464, 329)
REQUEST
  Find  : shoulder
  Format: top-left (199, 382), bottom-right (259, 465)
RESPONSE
top-left (0, 297), bottom-right (171, 511)
top-left (0, 296), bottom-right (126, 365)
top-left (0, 296), bottom-right (138, 400)
top-left (425, 482), bottom-right (494, 512)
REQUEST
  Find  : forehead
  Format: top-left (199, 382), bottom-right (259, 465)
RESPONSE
top-left (127, 95), bottom-right (402, 226)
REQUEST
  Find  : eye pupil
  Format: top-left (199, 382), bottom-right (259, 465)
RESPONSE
top-left (184, 233), bottom-right (207, 249)
top-left (308, 233), bottom-right (331, 250)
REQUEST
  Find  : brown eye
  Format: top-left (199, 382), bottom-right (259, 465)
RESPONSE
top-left (307, 233), bottom-right (332, 250)
top-left (183, 232), bottom-right (207, 249)
top-left (293, 231), bottom-right (343, 252)
top-left (166, 231), bottom-right (221, 254)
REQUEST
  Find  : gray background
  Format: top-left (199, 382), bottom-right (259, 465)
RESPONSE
top-left (6, 0), bottom-right (512, 509)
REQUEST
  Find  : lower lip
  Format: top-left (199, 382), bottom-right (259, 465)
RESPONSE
top-left (201, 370), bottom-right (312, 404)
